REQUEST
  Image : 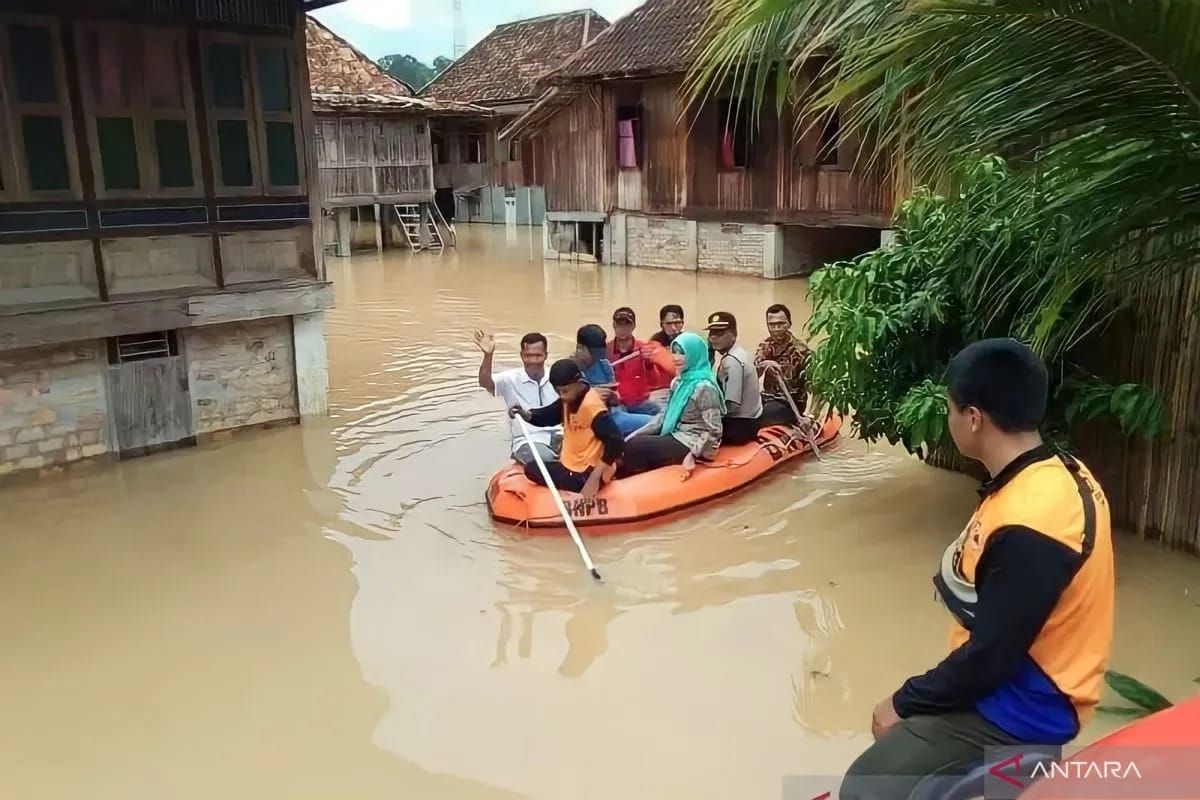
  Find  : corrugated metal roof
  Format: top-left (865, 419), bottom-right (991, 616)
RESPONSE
top-left (554, 0), bottom-right (709, 80)
top-left (421, 9), bottom-right (609, 105)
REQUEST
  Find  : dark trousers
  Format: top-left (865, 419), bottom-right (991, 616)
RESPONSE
top-left (616, 434), bottom-right (691, 478)
top-left (840, 712), bottom-right (1021, 800)
top-left (722, 415), bottom-right (762, 445)
top-left (523, 460), bottom-right (593, 493)
top-left (759, 398), bottom-right (798, 426)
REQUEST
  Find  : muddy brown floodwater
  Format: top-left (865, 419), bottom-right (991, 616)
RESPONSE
top-left (2, 225), bottom-right (1198, 800)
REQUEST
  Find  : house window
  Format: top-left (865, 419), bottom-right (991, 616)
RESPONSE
top-left (616, 104), bottom-right (641, 169)
top-left (79, 23), bottom-right (200, 196)
top-left (464, 132), bottom-right (485, 164)
top-left (431, 132), bottom-right (445, 165)
top-left (0, 16), bottom-right (79, 199)
top-left (819, 108), bottom-right (842, 167)
top-left (717, 98), bottom-right (752, 170)
top-left (203, 35), bottom-right (303, 194)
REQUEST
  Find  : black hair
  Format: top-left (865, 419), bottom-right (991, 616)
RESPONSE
top-left (765, 303), bottom-right (792, 324)
top-left (520, 332), bottom-right (548, 352)
top-left (945, 338), bottom-right (1048, 433)
top-left (659, 304), bottom-right (684, 322)
top-left (549, 358), bottom-right (583, 387)
top-left (576, 324), bottom-right (608, 350)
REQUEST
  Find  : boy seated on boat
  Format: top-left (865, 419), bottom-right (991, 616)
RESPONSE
top-left (574, 324), bottom-right (654, 438)
top-left (508, 360), bottom-right (624, 500)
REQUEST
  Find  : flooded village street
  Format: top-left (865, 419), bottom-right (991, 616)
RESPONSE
top-left (2, 226), bottom-right (1199, 800)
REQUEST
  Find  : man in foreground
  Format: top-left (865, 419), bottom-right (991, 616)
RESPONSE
top-left (705, 312), bottom-right (763, 445)
top-left (508, 360), bottom-right (623, 501)
top-left (475, 330), bottom-right (560, 465)
top-left (840, 339), bottom-right (1115, 800)
top-left (754, 303), bottom-right (812, 425)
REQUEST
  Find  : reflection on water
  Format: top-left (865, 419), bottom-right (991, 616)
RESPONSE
top-left (1, 225), bottom-right (1198, 799)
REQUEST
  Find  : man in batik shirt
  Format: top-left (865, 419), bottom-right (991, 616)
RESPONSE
top-left (754, 303), bottom-right (812, 424)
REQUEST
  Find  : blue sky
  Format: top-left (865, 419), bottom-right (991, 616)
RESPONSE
top-left (314, 0), bottom-right (644, 65)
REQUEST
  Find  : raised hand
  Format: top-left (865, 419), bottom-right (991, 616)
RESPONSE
top-left (474, 330), bottom-right (496, 355)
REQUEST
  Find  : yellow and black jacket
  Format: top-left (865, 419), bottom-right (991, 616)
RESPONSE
top-left (893, 445), bottom-right (1115, 744)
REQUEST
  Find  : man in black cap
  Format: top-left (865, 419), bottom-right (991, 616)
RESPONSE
top-left (509, 359), bottom-right (624, 500)
top-left (609, 306), bottom-right (676, 415)
top-left (705, 311), bottom-right (764, 445)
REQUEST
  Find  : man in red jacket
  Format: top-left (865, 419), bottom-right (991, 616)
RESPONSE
top-left (608, 307), bottom-right (677, 414)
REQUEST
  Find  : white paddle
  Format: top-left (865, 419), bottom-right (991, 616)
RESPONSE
top-left (610, 350), bottom-right (640, 368)
top-left (516, 417), bottom-right (603, 582)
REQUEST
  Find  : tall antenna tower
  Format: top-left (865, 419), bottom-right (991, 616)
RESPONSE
top-left (452, 0), bottom-right (466, 59)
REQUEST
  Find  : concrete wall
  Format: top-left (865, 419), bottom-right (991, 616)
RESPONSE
top-left (566, 213), bottom-right (885, 278)
top-left (293, 312), bottom-right (329, 417)
top-left (514, 187), bottom-right (546, 225)
top-left (697, 222), bottom-right (767, 276)
top-left (183, 318), bottom-right (299, 435)
top-left (0, 341), bottom-right (111, 477)
top-left (781, 225), bottom-right (884, 277)
top-left (625, 216), bottom-right (697, 271)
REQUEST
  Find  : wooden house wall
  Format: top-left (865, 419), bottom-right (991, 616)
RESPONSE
top-left (542, 90), bottom-right (608, 213)
top-left (538, 76), bottom-right (892, 223)
top-left (314, 115), bottom-right (433, 207)
top-left (431, 117), bottom-right (536, 192)
top-left (0, 0), bottom-right (321, 313)
top-left (431, 119), bottom-right (487, 190)
top-left (1075, 270), bottom-right (1200, 554)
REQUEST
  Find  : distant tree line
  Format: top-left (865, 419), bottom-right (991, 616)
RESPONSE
top-left (378, 54), bottom-right (453, 90)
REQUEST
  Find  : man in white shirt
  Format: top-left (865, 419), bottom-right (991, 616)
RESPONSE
top-left (475, 330), bottom-right (562, 464)
top-left (705, 311), bottom-right (764, 446)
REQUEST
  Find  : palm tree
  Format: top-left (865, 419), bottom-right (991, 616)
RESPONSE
top-left (686, 0), bottom-right (1200, 286)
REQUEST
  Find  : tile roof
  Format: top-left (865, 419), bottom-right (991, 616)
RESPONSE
top-left (306, 17), bottom-right (412, 97)
top-left (554, 0), bottom-right (709, 80)
top-left (310, 92), bottom-right (488, 116)
top-left (421, 10), bottom-right (609, 105)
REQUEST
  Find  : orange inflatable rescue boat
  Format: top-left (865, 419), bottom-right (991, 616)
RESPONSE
top-left (486, 413), bottom-right (842, 531)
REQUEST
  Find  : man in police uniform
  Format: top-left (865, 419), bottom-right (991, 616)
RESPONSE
top-left (841, 339), bottom-right (1115, 799)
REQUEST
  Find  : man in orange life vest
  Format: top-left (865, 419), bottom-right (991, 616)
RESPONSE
top-left (840, 339), bottom-right (1115, 800)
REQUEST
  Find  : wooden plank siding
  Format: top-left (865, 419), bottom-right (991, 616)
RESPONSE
top-left (642, 80), bottom-right (685, 213)
top-left (314, 116), bottom-right (433, 206)
top-left (0, 1), bottom-right (322, 316)
top-left (539, 76), bottom-right (892, 223)
top-left (1075, 270), bottom-right (1200, 553)
top-left (542, 89), bottom-right (608, 213)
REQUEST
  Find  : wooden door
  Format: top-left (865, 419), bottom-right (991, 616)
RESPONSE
top-left (107, 332), bottom-right (195, 458)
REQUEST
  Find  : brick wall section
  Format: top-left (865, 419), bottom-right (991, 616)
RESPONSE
top-left (0, 341), bottom-right (110, 477)
top-left (626, 216), bottom-right (695, 270)
top-left (697, 222), bottom-right (766, 276)
top-left (184, 318), bottom-right (299, 434)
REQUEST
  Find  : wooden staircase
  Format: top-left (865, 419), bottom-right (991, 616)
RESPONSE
top-left (395, 202), bottom-right (455, 252)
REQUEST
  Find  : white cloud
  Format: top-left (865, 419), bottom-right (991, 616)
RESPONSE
top-left (340, 0), bottom-right (414, 30)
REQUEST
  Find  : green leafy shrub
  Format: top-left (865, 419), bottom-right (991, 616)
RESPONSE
top-left (806, 156), bottom-right (1165, 456)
